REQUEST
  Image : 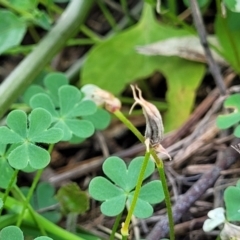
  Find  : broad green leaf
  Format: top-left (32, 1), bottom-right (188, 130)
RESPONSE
top-left (56, 182), bottom-right (89, 215)
top-left (0, 10), bottom-right (26, 54)
top-left (81, 4), bottom-right (205, 131)
top-left (9, 0), bottom-right (37, 10)
top-left (215, 11), bottom-right (240, 72)
top-left (224, 186), bottom-right (240, 221)
top-left (0, 226), bottom-right (24, 240)
top-left (89, 177), bottom-right (124, 201)
top-left (163, 59), bottom-right (205, 131)
top-left (23, 85), bottom-right (45, 105)
top-left (100, 195), bottom-right (126, 217)
top-left (224, 0), bottom-right (240, 12)
top-left (6, 110), bottom-right (27, 138)
top-left (30, 128), bottom-right (63, 143)
top-left (69, 100), bottom-right (97, 117)
top-left (83, 108), bottom-right (111, 130)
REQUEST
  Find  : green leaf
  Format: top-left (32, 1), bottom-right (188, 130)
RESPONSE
top-left (129, 195), bottom-right (153, 218)
top-left (224, 185), bottom-right (240, 221)
top-left (100, 195), bottom-right (126, 217)
top-left (33, 10), bottom-right (52, 30)
top-left (65, 119), bottom-right (94, 139)
top-left (216, 94), bottom-right (240, 135)
top-left (6, 110), bottom-right (27, 138)
top-left (81, 4), bottom-right (205, 131)
top-left (56, 182), bottom-right (89, 215)
top-left (138, 180), bottom-right (164, 204)
top-left (0, 127), bottom-right (24, 144)
top-left (215, 11), bottom-right (240, 71)
top-left (0, 160), bottom-right (15, 189)
top-left (30, 94), bottom-right (59, 117)
top-left (0, 198), bottom-right (3, 209)
top-left (0, 226), bottom-right (24, 240)
top-left (89, 177), bottom-right (124, 201)
top-left (102, 156), bottom-right (155, 191)
top-left (34, 237), bottom-right (53, 240)
top-left (9, 0), bottom-right (37, 10)
top-left (44, 72), bottom-right (69, 106)
top-left (23, 85), bottom-right (45, 105)
top-left (224, 0), bottom-right (240, 12)
top-left (83, 108), bottom-right (111, 130)
top-left (0, 10), bottom-right (26, 54)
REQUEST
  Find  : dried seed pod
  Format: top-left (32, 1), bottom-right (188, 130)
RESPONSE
top-left (81, 84), bottom-right (121, 112)
top-left (130, 85), bottom-right (171, 160)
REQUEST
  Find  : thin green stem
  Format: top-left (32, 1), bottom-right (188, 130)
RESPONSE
top-left (151, 151), bottom-right (175, 240)
top-left (121, 151), bottom-right (150, 237)
top-left (114, 110), bottom-right (144, 143)
top-left (13, 186), bottom-right (47, 235)
top-left (110, 212), bottom-right (123, 240)
top-left (97, 0), bottom-right (119, 32)
top-left (79, 25), bottom-right (103, 43)
top-left (0, 169), bottom-right (19, 216)
top-left (17, 144), bottom-right (54, 228)
top-left (16, 168), bottom-right (44, 227)
top-left (168, 0), bottom-right (177, 15)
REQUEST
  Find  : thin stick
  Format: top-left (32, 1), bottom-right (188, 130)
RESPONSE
top-left (189, 0), bottom-right (226, 96)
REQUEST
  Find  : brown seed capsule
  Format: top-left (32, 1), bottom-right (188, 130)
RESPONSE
top-left (130, 85), bottom-right (171, 160)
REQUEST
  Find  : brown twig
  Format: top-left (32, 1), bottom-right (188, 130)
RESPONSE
top-left (189, 0), bottom-right (226, 95)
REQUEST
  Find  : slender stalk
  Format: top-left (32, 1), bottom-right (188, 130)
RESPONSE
top-left (168, 0), bottom-right (177, 15)
top-left (0, 169), bottom-right (19, 216)
top-left (13, 186), bottom-right (47, 235)
top-left (80, 25), bottom-right (103, 43)
top-left (121, 151), bottom-right (151, 237)
top-left (0, 0), bottom-right (94, 118)
top-left (151, 151), bottom-right (175, 240)
top-left (110, 212), bottom-right (123, 240)
top-left (97, 0), bottom-right (119, 32)
top-left (114, 110), bottom-right (144, 143)
top-left (16, 168), bottom-right (44, 227)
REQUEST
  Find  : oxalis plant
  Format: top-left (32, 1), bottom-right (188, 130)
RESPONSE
top-left (0, 73), bottom-right (173, 239)
top-left (85, 84), bottom-right (174, 239)
top-left (0, 72), bottom-right (111, 240)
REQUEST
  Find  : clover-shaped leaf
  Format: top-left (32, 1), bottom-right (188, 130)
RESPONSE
top-left (0, 144), bottom-right (16, 189)
top-left (30, 85), bottom-right (96, 141)
top-left (203, 207), bottom-right (225, 232)
top-left (0, 226), bottom-right (24, 240)
top-left (21, 182), bottom-right (61, 223)
top-left (23, 72), bottom-right (68, 106)
top-left (0, 226), bottom-right (53, 240)
top-left (224, 184), bottom-right (240, 221)
top-left (0, 109), bottom-right (63, 170)
top-left (216, 94), bottom-right (240, 137)
top-left (89, 156), bottom-right (164, 218)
